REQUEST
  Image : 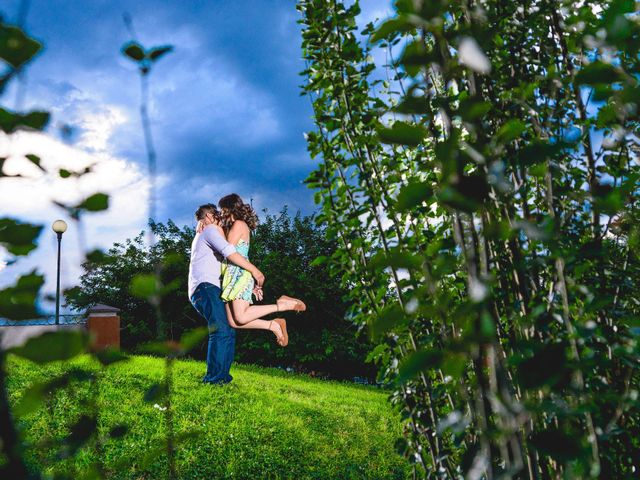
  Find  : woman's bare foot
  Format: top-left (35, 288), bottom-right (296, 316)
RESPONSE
top-left (269, 319), bottom-right (288, 346)
top-left (276, 295), bottom-right (306, 312)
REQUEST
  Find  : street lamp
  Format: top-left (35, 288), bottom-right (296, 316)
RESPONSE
top-left (52, 220), bottom-right (67, 325)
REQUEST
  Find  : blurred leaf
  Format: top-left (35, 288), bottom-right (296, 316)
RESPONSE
top-left (25, 154), bottom-right (45, 171)
top-left (0, 107), bottom-right (49, 133)
top-left (9, 330), bottom-right (88, 364)
top-left (496, 119), bottom-right (526, 143)
top-left (138, 340), bottom-right (179, 356)
top-left (377, 121), bottom-right (427, 146)
top-left (529, 428), bottom-right (584, 461)
top-left (59, 168), bottom-right (71, 178)
top-left (65, 414), bottom-right (97, 455)
top-left (371, 17), bottom-right (414, 42)
top-left (143, 382), bottom-right (166, 403)
top-left (76, 193), bottom-right (109, 212)
top-left (516, 342), bottom-right (568, 389)
top-left (0, 217), bottom-right (42, 255)
top-left (369, 302), bottom-right (408, 341)
top-left (129, 273), bottom-right (160, 299)
top-left (15, 369), bottom-right (92, 416)
top-left (575, 61), bottom-right (625, 85)
top-left (442, 353), bottom-right (467, 379)
top-left (122, 41), bottom-right (145, 61)
top-left (0, 270), bottom-right (44, 320)
top-left (148, 45), bottom-right (173, 61)
top-left (397, 349), bottom-right (443, 384)
top-left (93, 347), bottom-right (129, 366)
top-left (109, 424), bottom-right (129, 439)
top-left (179, 327), bottom-right (209, 352)
top-left (395, 181), bottom-right (433, 212)
top-left (0, 23), bottom-right (42, 68)
top-left (458, 98), bottom-right (491, 121)
top-left (369, 248), bottom-right (422, 270)
top-left (440, 174), bottom-right (490, 212)
top-left (310, 255), bottom-right (328, 267)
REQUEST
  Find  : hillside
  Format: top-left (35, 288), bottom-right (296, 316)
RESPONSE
top-left (6, 355), bottom-right (411, 479)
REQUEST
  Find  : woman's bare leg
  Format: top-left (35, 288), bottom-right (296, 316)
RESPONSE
top-left (230, 297), bottom-right (304, 325)
top-left (225, 303), bottom-right (285, 344)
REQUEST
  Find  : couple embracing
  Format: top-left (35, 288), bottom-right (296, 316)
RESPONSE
top-left (188, 194), bottom-right (306, 385)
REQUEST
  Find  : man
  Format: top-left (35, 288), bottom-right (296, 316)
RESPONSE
top-left (188, 203), bottom-right (265, 385)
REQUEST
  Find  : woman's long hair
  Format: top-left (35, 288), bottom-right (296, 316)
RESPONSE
top-left (218, 194), bottom-right (258, 232)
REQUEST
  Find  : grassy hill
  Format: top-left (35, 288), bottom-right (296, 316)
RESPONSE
top-left (6, 355), bottom-right (411, 479)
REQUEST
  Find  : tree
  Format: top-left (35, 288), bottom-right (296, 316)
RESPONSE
top-left (67, 210), bottom-right (378, 380)
top-left (299, 0), bottom-right (640, 477)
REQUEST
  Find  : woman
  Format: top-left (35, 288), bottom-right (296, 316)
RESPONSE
top-left (198, 194), bottom-right (306, 346)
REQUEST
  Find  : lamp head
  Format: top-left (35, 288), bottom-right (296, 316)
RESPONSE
top-left (52, 219), bottom-right (68, 234)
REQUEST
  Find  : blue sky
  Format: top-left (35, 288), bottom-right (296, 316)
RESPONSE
top-left (0, 0), bottom-right (392, 310)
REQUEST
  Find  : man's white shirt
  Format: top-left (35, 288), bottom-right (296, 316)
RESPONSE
top-left (188, 226), bottom-right (236, 298)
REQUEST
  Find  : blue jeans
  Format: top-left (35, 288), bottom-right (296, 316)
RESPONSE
top-left (190, 282), bottom-right (235, 384)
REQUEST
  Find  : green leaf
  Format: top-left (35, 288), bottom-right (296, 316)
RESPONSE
top-left (371, 17), bottom-right (414, 42)
top-left (397, 349), bottom-right (443, 384)
top-left (516, 342), bottom-right (568, 389)
top-left (395, 181), bottom-right (433, 212)
top-left (496, 119), bottom-right (526, 143)
top-left (76, 193), bottom-right (109, 212)
top-left (59, 168), bottom-right (72, 178)
top-left (0, 24), bottom-right (43, 68)
top-left (15, 369), bottom-right (92, 416)
top-left (575, 61), bottom-right (625, 85)
top-left (25, 154), bottom-right (45, 171)
top-left (129, 273), bottom-right (160, 299)
top-left (441, 353), bottom-right (467, 379)
top-left (0, 107), bottom-right (50, 133)
top-left (369, 302), bottom-right (408, 341)
top-left (64, 414), bottom-right (98, 455)
top-left (122, 41), bottom-right (145, 61)
top-left (439, 173), bottom-right (490, 212)
top-left (93, 347), bottom-right (129, 366)
top-left (109, 424), bottom-right (129, 439)
top-left (9, 330), bottom-right (88, 364)
top-left (529, 428), bottom-right (584, 461)
top-left (143, 382), bottom-right (166, 403)
top-left (148, 45), bottom-right (174, 62)
top-left (369, 248), bottom-right (423, 270)
top-left (138, 340), bottom-right (179, 356)
top-left (377, 121), bottom-right (427, 146)
top-left (0, 271), bottom-right (44, 320)
top-left (0, 218), bottom-right (42, 256)
top-left (310, 255), bottom-right (328, 267)
top-left (399, 39), bottom-right (434, 67)
top-left (179, 327), bottom-right (209, 352)
top-left (457, 98), bottom-right (491, 121)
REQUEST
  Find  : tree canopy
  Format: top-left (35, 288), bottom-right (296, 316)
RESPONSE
top-left (67, 210), bottom-right (378, 380)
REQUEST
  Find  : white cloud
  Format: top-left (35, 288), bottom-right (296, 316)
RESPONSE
top-left (0, 109), bottom-right (150, 313)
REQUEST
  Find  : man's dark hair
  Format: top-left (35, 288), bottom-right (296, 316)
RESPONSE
top-left (195, 203), bottom-right (218, 221)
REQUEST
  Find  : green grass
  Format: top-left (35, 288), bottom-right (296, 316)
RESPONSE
top-left (6, 355), bottom-right (411, 479)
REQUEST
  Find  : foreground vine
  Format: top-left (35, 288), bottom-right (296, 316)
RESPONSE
top-left (299, 0), bottom-right (640, 477)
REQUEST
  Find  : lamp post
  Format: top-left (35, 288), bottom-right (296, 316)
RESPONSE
top-left (52, 220), bottom-right (67, 325)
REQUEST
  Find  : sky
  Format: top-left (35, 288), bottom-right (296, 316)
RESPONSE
top-left (0, 0), bottom-right (393, 313)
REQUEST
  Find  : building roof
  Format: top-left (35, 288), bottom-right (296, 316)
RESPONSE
top-left (87, 304), bottom-right (121, 314)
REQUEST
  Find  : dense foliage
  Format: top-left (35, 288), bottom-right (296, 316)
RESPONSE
top-left (299, 0), bottom-right (640, 478)
top-left (67, 211), bottom-right (377, 380)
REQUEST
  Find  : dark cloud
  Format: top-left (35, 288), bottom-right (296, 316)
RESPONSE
top-left (4, 0), bottom-right (316, 225)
